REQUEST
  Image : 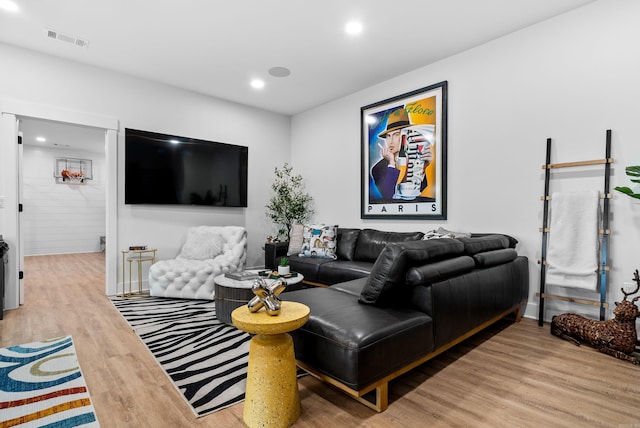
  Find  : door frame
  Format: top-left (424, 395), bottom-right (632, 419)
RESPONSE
top-left (1, 98), bottom-right (119, 308)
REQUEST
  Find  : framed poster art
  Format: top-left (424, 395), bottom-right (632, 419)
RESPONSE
top-left (361, 81), bottom-right (447, 219)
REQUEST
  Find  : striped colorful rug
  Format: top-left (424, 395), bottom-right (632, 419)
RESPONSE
top-left (110, 297), bottom-right (251, 417)
top-left (0, 336), bottom-right (99, 427)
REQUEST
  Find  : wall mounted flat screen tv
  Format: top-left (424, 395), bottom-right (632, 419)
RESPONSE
top-left (125, 128), bottom-right (248, 207)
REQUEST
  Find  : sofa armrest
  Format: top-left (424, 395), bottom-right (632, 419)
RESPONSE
top-left (428, 257), bottom-right (529, 349)
top-left (264, 241), bottom-right (289, 269)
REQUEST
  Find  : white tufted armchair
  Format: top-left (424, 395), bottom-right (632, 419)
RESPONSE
top-left (149, 226), bottom-right (247, 300)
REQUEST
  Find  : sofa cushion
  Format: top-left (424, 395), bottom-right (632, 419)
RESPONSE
top-left (470, 233), bottom-right (518, 248)
top-left (353, 229), bottom-right (425, 263)
top-left (299, 224), bottom-right (338, 259)
top-left (457, 234), bottom-right (510, 256)
top-left (282, 287), bottom-right (434, 390)
top-left (329, 277), bottom-right (368, 296)
top-left (359, 239), bottom-right (464, 306)
top-left (473, 248), bottom-right (517, 268)
top-left (286, 255), bottom-right (334, 283)
top-left (316, 260), bottom-right (373, 285)
top-left (335, 228), bottom-right (361, 261)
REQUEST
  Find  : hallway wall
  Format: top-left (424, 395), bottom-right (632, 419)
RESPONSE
top-left (22, 145), bottom-right (105, 255)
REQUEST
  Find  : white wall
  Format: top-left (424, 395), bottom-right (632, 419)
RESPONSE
top-left (0, 42), bottom-right (291, 294)
top-left (291, 0), bottom-right (640, 322)
top-left (22, 145), bottom-right (106, 255)
top-left (2, 0), bottom-right (638, 321)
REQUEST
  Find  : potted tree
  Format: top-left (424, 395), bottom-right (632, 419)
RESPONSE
top-left (615, 165), bottom-right (640, 199)
top-left (265, 163), bottom-right (314, 241)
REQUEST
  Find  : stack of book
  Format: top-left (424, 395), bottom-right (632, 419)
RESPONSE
top-left (225, 271), bottom-right (259, 281)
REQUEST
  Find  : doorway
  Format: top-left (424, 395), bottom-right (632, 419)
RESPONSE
top-left (0, 100), bottom-right (119, 310)
top-left (20, 118), bottom-right (107, 258)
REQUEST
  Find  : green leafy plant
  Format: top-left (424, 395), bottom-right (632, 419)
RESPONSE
top-left (265, 163), bottom-right (314, 240)
top-left (615, 166), bottom-right (640, 199)
top-left (279, 257), bottom-right (289, 267)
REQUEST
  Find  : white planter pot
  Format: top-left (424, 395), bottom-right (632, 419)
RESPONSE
top-left (278, 265), bottom-right (290, 276)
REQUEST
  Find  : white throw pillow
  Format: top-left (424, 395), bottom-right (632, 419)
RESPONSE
top-left (423, 227), bottom-right (471, 240)
top-left (180, 230), bottom-right (225, 260)
top-left (287, 224), bottom-right (304, 256)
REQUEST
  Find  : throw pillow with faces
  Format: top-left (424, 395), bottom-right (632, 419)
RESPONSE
top-left (299, 224), bottom-right (338, 260)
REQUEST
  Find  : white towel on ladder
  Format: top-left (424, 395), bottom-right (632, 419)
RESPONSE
top-left (545, 190), bottom-right (599, 291)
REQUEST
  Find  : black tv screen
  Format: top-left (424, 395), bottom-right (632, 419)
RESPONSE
top-left (125, 128), bottom-right (248, 207)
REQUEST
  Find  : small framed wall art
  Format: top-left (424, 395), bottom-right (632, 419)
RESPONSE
top-left (361, 81), bottom-right (447, 219)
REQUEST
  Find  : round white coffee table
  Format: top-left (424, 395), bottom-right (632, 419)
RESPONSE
top-left (214, 270), bottom-right (304, 324)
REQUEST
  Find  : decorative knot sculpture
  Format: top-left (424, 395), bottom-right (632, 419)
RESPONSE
top-left (247, 278), bottom-right (287, 316)
top-left (550, 269), bottom-right (640, 365)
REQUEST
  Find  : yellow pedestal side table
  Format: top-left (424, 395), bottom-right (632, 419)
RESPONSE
top-left (232, 301), bottom-right (310, 428)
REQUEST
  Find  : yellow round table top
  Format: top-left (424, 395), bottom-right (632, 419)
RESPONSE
top-left (232, 301), bottom-right (310, 335)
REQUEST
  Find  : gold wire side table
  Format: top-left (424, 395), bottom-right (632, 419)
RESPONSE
top-left (120, 248), bottom-right (157, 298)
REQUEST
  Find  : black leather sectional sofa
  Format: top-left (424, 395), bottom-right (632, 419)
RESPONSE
top-left (277, 229), bottom-right (529, 411)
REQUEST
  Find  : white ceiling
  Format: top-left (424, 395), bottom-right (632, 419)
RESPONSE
top-left (1, 0), bottom-right (597, 117)
top-left (20, 118), bottom-right (105, 153)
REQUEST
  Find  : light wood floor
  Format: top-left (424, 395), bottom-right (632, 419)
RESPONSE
top-left (1, 253), bottom-right (639, 427)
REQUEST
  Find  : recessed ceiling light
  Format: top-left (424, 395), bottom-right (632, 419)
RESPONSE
top-left (268, 67), bottom-right (291, 78)
top-left (251, 79), bottom-right (265, 89)
top-left (36, 136), bottom-right (47, 142)
top-left (0, 0), bottom-right (18, 12)
top-left (345, 21), bottom-right (363, 35)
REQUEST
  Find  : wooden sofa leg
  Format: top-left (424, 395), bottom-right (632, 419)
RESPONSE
top-left (376, 383), bottom-right (389, 412)
top-left (515, 300), bottom-right (528, 322)
top-left (354, 382), bottom-right (388, 412)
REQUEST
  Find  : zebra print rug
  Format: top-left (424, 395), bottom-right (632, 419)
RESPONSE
top-left (110, 297), bottom-right (251, 417)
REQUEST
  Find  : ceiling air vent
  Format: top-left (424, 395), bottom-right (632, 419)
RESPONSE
top-left (44, 28), bottom-right (89, 48)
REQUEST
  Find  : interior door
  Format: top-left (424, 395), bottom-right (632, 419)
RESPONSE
top-left (17, 127), bottom-right (24, 304)
top-left (0, 112), bottom-right (20, 310)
